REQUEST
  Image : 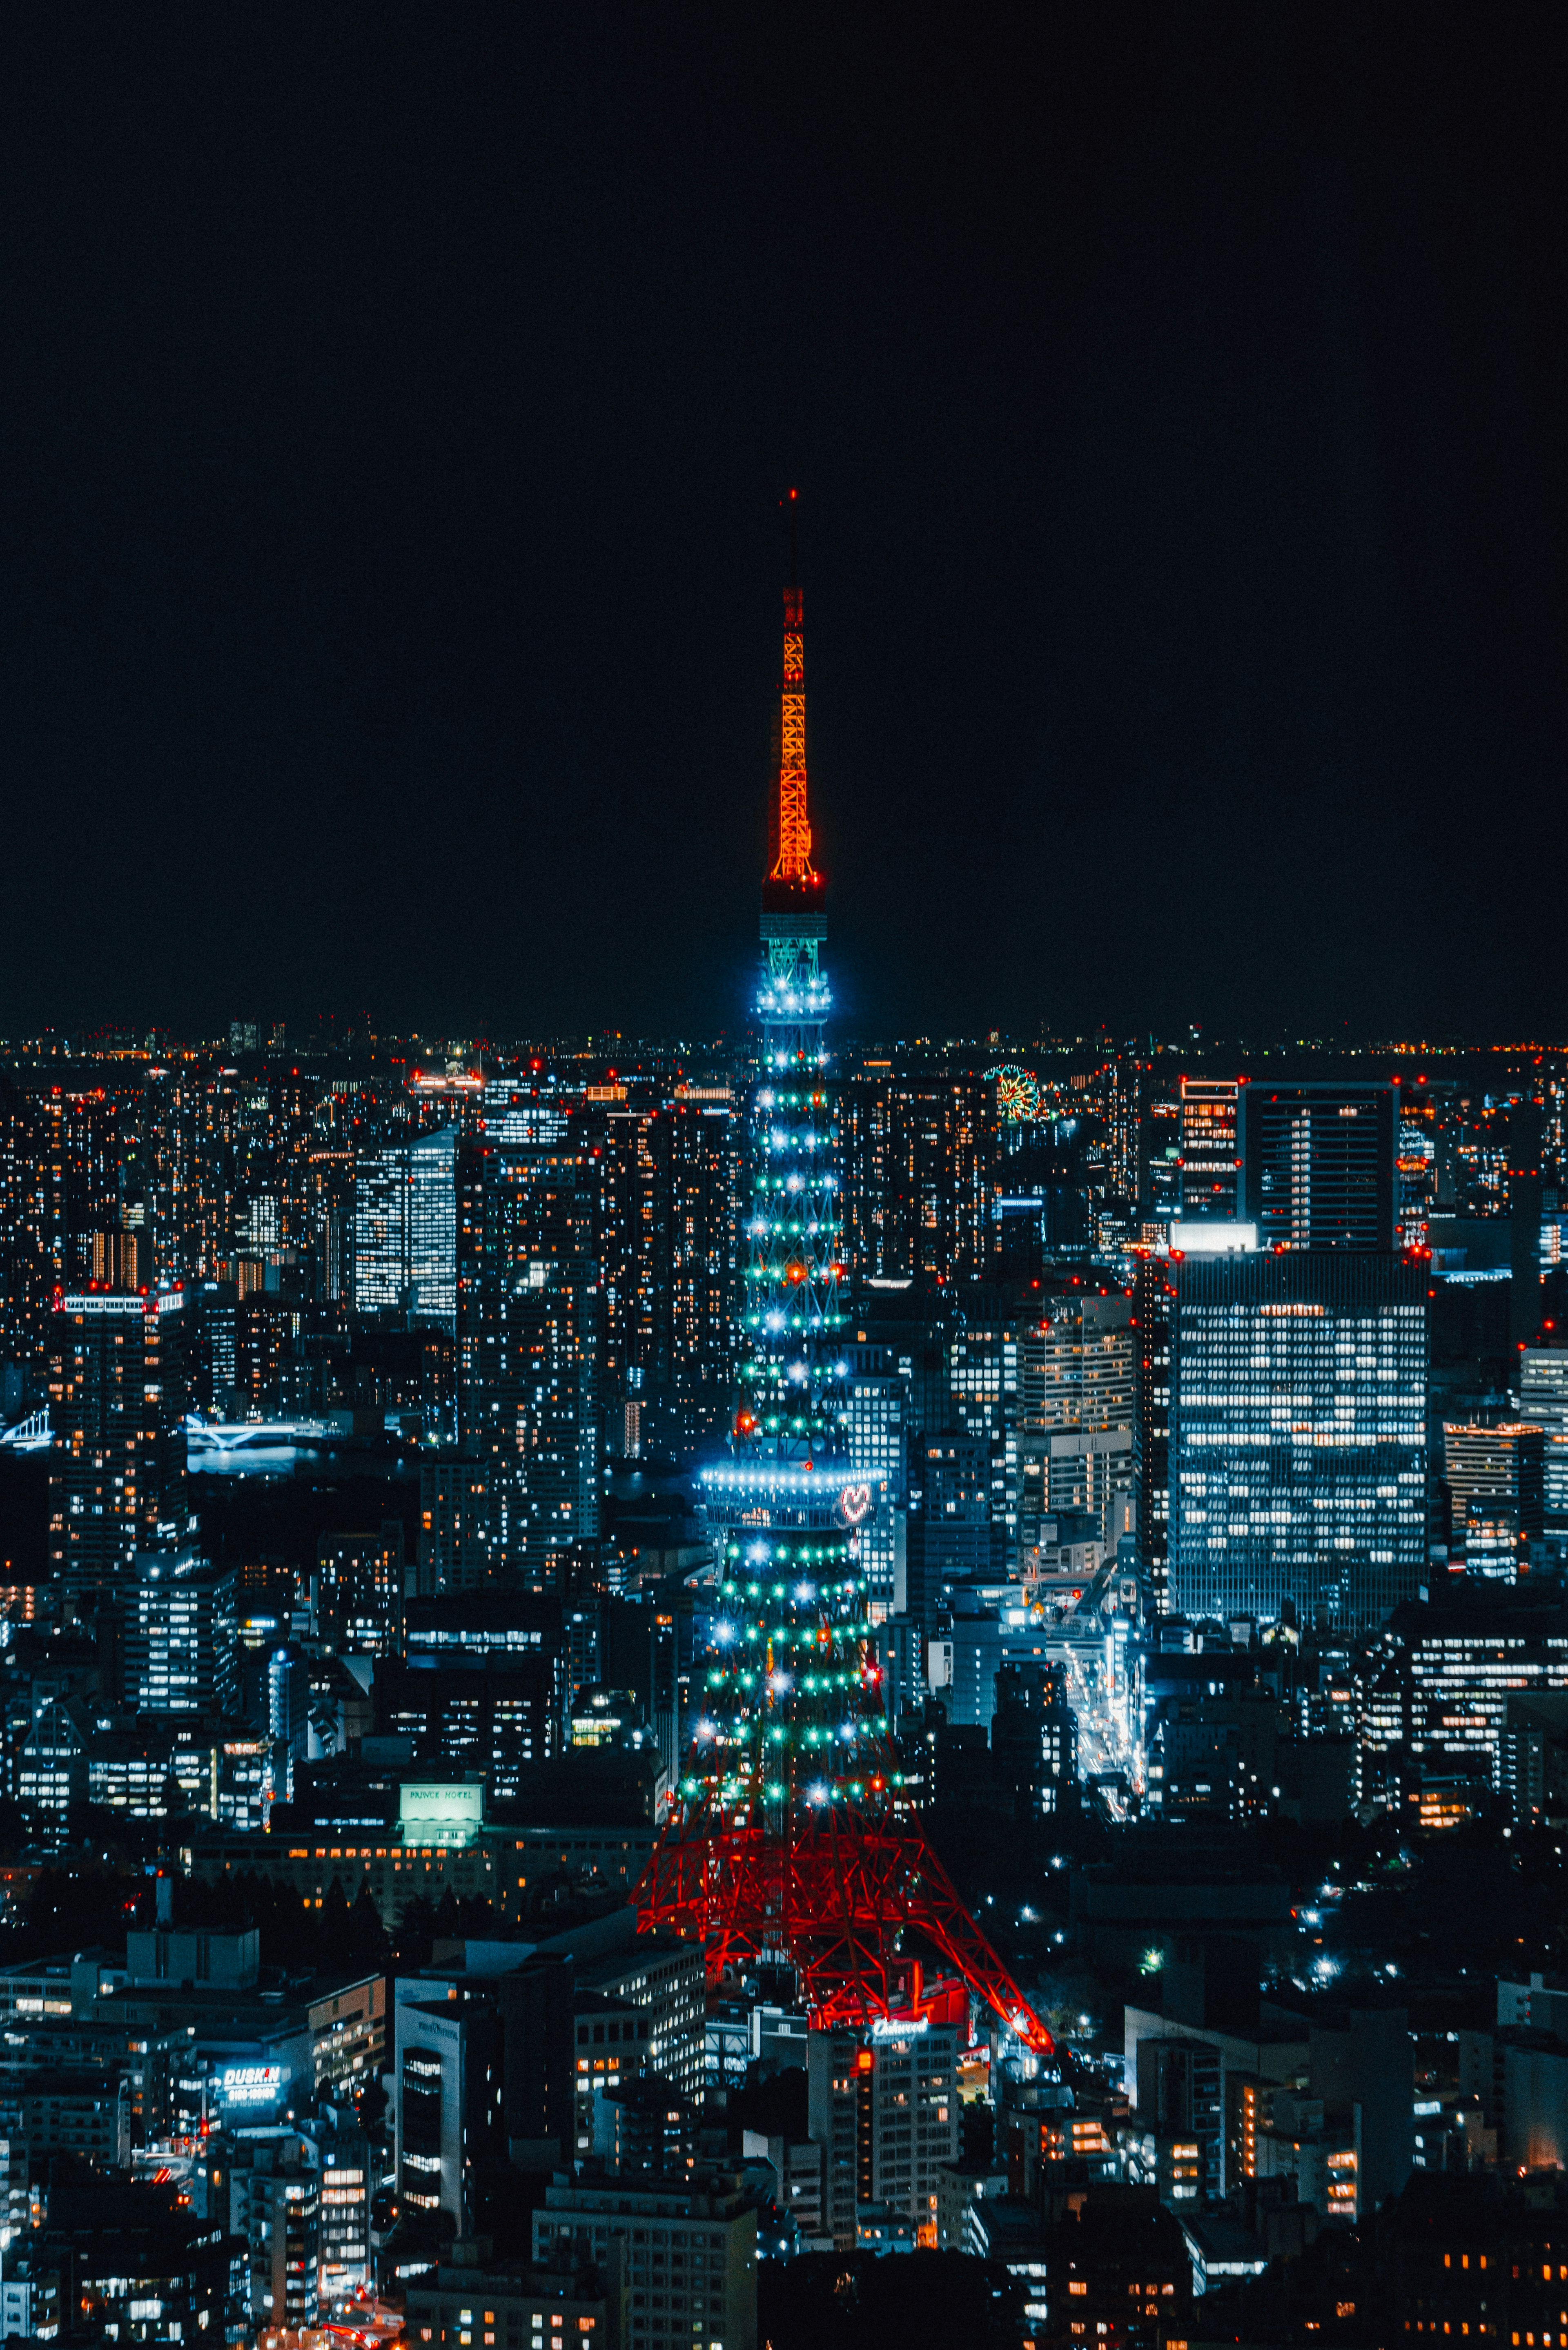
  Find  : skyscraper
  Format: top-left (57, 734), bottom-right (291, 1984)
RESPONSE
top-left (1018, 1289), bottom-right (1135, 1557)
top-left (1169, 1250), bottom-right (1427, 1627)
top-left (666, 1089), bottom-right (739, 1457)
top-left (353, 1125), bottom-right (458, 1327)
top-left (460, 1090), bottom-right (600, 1588)
top-left (1240, 1080), bottom-right (1396, 1250)
top-left (581, 1098), bottom-right (665, 1424)
top-left (842, 1352), bottom-right (904, 1618)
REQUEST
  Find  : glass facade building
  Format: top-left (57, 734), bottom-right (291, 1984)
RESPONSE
top-left (844, 1349), bottom-right (904, 1615)
top-left (1169, 1250), bottom-right (1427, 1628)
top-left (352, 1124), bottom-right (458, 1327)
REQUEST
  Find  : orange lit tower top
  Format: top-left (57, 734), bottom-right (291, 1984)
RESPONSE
top-left (773, 582), bottom-right (813, 884)
top-left (764, 490), bottom-right (825, 921)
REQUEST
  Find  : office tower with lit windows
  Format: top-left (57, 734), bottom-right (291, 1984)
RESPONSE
top-left (947, 1304), bottom-right (1021, 1564)
top-left (1359, 1584), bottom-right (1568, 1814)
top-left (377, 1648), bottom-right (562, 1800)
top-left (908, 1430), bottom-right (995, 1593)
top-left (843, 1343), bottom-right (906, 1615)
top-left (122, 1547), bottom-right (238, 1716)
top-left (1240, 1081), bottom-right (1396, 1250)
top-left (47, 1289), bottom-right (189, 1612)
top-left (1519, 1347), bottom-right (1568, 1522)
top-left (1169, 1251), bottom-right (1427, 1627)
top-left (1178, 1079), bottom-right (1241, 1220)
top-left (1142, 1077), bottom-right (1183, 1218)
top-left (353, 1125), bottom-right (458, 1325)
top-left (1441, 1421), bottom-right (1546, 1572)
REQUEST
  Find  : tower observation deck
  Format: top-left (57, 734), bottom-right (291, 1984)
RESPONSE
top-left (635, 528), bottom-right (1051, 2053)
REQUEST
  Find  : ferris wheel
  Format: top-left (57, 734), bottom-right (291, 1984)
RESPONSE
top-left (987, 1063), bottom-right (1040, 1122)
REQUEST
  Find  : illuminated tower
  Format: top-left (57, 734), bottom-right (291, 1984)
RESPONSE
top-left (637, 529), bottom-right (1051, 2051)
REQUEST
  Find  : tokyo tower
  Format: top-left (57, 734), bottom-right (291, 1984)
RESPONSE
top-left (635, 506), bottom-right (1053, 2053)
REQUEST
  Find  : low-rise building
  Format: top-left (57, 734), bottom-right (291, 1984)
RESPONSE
top-left (407, 2246), bottom-right (619, 2350)
top-left (532, 2172), bottom-right (755, 2350)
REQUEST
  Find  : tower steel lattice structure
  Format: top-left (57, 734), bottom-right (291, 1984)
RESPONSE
top-left (635, 533), bottom-right (1052, 2054)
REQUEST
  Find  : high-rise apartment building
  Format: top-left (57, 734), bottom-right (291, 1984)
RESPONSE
top-left (458, 1094), bottom-right (599, 1588)
top-left (807, 2019), bottom-right (960, 2247)
top-left (353, 1125), bottom-right (458, 1326)
top-left (1169, 1251), bottom-right (1427, 1627)
top-left (843, 1061), bottom-right (991, 1286)
top-left (416, 1454), bottom-right (493, 1595)
top-left (1020, 1291), bottom-right (1134, 1427)
top-left (0, 1080), bottom-right (124, 1361)
top-left (1018, 1290), bottom-right (1135, 1553)
top-left (572, 1087), bottom-right (737, 1464)
top-left (1240, 1081), bottom-right (1396, 1250)
top-left (583, 1100), bottom-right (664, 1419)
top-left (1142, 1078), bottom-right (1183, 1218)
top-left (666, 1090), bottom-right (738, 1457)
top-left (47, 1290), bottom-right (189, 1611)
top-left (1104, 1056), bottom-right (1147, 1208)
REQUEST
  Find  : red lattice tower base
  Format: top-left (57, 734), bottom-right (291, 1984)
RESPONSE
top-left (635, 1814), bottom-right (1054, 2053)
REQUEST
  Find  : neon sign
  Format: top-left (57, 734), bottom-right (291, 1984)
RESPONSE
top-left (835, 1483), bottom-right (872, 1528)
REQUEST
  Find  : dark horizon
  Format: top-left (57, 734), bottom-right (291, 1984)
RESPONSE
top-left (1, 8), bottom-right (1561, 1044)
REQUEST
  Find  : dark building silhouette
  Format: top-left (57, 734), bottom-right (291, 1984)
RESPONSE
top-left (1240, 1080), bottom-right (1396, 1250)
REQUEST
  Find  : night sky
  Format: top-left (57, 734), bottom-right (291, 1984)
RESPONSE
top-left (0, 9), bottom-right (1560, 1045)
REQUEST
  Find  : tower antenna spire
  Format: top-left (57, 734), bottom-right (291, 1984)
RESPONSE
top-left (771, 489), bottom-right (813, 887)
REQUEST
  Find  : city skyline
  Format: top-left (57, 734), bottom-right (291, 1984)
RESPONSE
top-left (0, 18), bottom-right (1564, 2339)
